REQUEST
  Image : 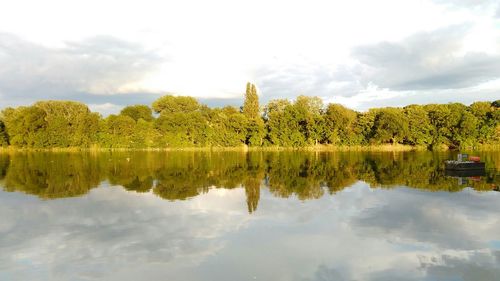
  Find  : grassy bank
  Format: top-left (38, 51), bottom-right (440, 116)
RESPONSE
top-left (0, 144), bottom-right (432, 153)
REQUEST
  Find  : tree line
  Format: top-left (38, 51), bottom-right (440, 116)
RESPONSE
top-left (1, 83), bottom-right (499, 149)
top-left (0, 151), bottom-right (497, 213)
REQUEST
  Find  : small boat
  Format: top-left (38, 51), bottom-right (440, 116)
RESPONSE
top-left (445, 153), bottom-right (485, 171)
top-left (444, 169), bottom-right (486, 177)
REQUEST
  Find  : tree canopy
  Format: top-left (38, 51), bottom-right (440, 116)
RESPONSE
top-left (0, 86), bottom-right (499, 150)
top-left (120, 105), bottom-right (154, 122)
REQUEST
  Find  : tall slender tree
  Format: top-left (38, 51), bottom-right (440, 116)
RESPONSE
top-left (242, 82), bottom-right (260, 119)
top-left (242, 83), bottom-right (264, 146)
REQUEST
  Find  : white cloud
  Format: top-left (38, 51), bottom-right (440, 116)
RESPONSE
top-left (0, 34), bottom-right (162, 95)
top-left (326, 79), bottom-right (500, 111)
top-left (1, 175), bottom-right (500, 280)
top-left (0, 186), bottom-right (252, 280)
top-left (0, 0), bottom-right (499, 113)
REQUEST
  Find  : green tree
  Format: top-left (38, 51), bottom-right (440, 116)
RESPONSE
top-left (242, 82), bottom-right (260, 119)
top-left (209, 106), bottom-right (248, 146)
top-left (129, 119), bottom-right (160, 148)
top-left (264, 99), bottom-right (292, 146)
top-left (2, 106), bottom-right (48, 147)
top-left (242, 83), bottom-right (264, 146)
top-left (426, 104), bottom-right (453, 148)
top-left (152, 95), bottom-right (200, 114)
top-left (294, 96), bottom-right (325, 145)
top-left (404, 105), bottom-right (432, 146)
top-left (447, 103), bottom-right (468, 148)
top-left (372, 108), bottom-right (408, 144)
top-left (155, 112), bottom-right (209, 147)
top-left (120, 105), bottom-right (154, 122)
top-left (265, 99), bottom-right (309, 147)
top-left (456, 110), bottom-right (479, 147)
top-left (469, 102), bottom-right (495, 144)
top-left (246, 118), bottom-right (265, 146)
top-left (355, 110), bottom-right (377, 145)
top-left (152, 95), bottom-right (208, 147)
top-left (99, 114), bottom-right (136, 148)
top-left (32, 101), bottom-right (99, 147)
top-left (325, 103), bottom-right (358, 145)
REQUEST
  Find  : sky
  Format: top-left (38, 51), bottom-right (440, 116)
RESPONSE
top-left (0, 0), bottom-right (500, 115)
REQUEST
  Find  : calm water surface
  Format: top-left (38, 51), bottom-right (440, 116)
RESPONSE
top-left (0, 151), bottom-right (499, 281)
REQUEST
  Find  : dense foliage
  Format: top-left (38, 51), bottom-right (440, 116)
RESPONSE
top-left (1, 83), bottom-right (499, 149)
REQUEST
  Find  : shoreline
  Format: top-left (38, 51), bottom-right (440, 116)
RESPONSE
top-left (0, 144), bottom-right (498, 153)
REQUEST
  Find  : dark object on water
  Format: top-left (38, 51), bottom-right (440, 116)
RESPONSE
top-left (445, 161), bottom-right (485, 170)
top-left (445, 169), bottom-right (486, 177)
top-left (445, 153), bottom-right (485, 171)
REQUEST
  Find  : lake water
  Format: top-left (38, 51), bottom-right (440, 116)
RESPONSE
top-left (0, 151), bottom-right (499, 281)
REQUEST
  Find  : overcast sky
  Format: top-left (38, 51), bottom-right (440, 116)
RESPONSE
top-left (1, 0), bottom-right (500, 115)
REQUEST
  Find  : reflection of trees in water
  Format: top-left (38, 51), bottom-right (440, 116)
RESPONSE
top-left (0, 152), bottom-right (103, 198)
top-left (0, 151), bottom-right (498, 211)
top-left (324, 154), bottom-right (359, 194)
top-left (0, 154), bottom-right (9, 180)
top-left (153, 152), bottom-right (245, 200)
top-left (243, 152), bottom-right (264, 213)
top-left (360, 152), bottom-right (498, 192)
top-left (266, 153), bottom-right (325, 200)
top-left (123, 176), bottom-right (154, 193)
